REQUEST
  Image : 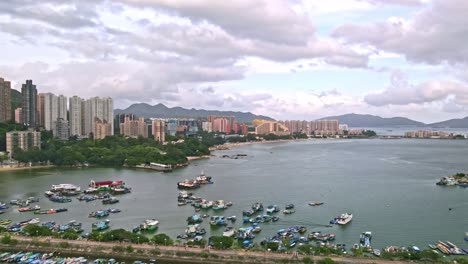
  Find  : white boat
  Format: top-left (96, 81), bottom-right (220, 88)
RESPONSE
top-left (50, 184), bottom-right (81, 192)
top-left (28, 218), bottom-right (41, 225)
top-left (141, 219), bottom-right (159, 231)
top-left (373, 249), bottom-right (381, 256)
top-left (223, 227), bottom-right (236, 237)
top-left (336, 213), bottom-right (353, 225)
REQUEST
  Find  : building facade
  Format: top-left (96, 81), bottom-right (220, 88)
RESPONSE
top-left (21, 80), bottom-right (38, 128)
top-left (53, 118), bottom-right (70, 140)
top-left (255, 121), bottom-right (290, 135)
top-left (119, 116), bottom-right (148, 138)
top-left (69, 96), bottom-right (82, 137)
top-left (82, 97), bottom-right (113, 137)
top-left (6, 130), bottom-right (41, 154)
top-left (14, 108), bottom-right (22, 124)
top-left (0, 78), bottom-right (12, 122)
top-left (152, 120), bottom-right (165, 143)
top-left (93, 118), bottom-right (112, 140)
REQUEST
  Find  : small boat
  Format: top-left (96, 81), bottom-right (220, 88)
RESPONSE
top-left (308, 202), bottom-right (324, 206)
top-left (331, 213), bottom-right (353, 225)
top-left (140, 219), bottom-right (159, 231)
top-left (18, 205), bottom-right (41, 212)
top-left (107, 208), bottom-right (121, 213)
top-left (89, 210), bottom-right (109, 218)
top-left (102, 197), bottom-right (119, 204)
top-left (428, 244), bottom-right (437, 250)
top-left (373, 249), bottom-right (381, 256)
top-left (223, 227), bottom-right (236, 237)
top-left (0, 220), bottom-right (12, 225)
top-left (178, 201), bottom-right (187, 206)
top-left (283, 209), bottom-right (295, 214)
top-left (285, 204), bottom-right (294, 210)
top-left (465, 232), bottom-right (468, 242)
top-left (92, 219), bottom-right (110, 231)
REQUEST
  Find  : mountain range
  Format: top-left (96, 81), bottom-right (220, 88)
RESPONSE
top-left (319, 113), bottom-right (468, 128)
top-left (114, 103), bottom-right (274, 123)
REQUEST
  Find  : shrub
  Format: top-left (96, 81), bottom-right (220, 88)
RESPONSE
top-left (59, 242), bottom-right (70, 248)
top-left (126, 245), bottom-right (134, 253)
top-left (112, 246), bottom-right (125, 252)
top-left (152, 233), bottom-right (173, 246)
top-left (303, 256), bottom-right (313, 264)
top-left (1, 235), bottom-right (12, 244)
top-left (23, 225), bottom-right (53, 237)
top-left (200, 252), bottom-right (209, 258)
top-left (149, 248), bottom-right (161, 255)
top-left (317, 258), bottom-right (334, 264)
top-left (209, 236), bottom-right (233, 250)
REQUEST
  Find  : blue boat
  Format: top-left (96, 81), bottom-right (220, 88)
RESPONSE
top-left (92, 220), bottom-right (110, 231)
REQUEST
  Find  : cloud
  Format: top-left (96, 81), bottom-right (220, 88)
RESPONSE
top-left (364, 71), bottom-right (468, 107)
top-left (358, 0), bottom-right (422, 6)
top-left (333, 0), bottom-right (468, 65)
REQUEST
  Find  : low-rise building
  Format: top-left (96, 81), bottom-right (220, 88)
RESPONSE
top-left (6, 130), bottom-right (41, 154)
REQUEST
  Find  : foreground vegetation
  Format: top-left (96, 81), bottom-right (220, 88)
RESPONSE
top-left (0, 230), bottom-right (463, 264)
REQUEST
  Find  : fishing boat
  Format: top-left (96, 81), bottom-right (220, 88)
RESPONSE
top-left (18, 205), bottom-right (41, 212)
top-left (187, 214), bottom-right (203, 224)
top-left (285, 204), bottom-right (295, 210)
top-left (50, 183), bottom-right (81, 192)
top-left (360, 231), bottom-right (372, 247)
top-left (177, 179), bottom-right (200, 190)
top-left (252, 202), bottom-right (264, 212)
top-left (266, 205), bottom-right (279, 214)
top-left (140, 219), bottom-right (159, 231)
top-left (107, 208), bottom-right (121, 213)
top-left (102, 197), bottom-right (119, 204)
top-left (283, 209), bottom-right (295, 214)
top-left (308, 202), bottom-right (324, 206)
top-left (209, 215), bottom-right (227, 226)
top-left (34, 208), bottom-right (67, 214)
top-left (0, 220), bottom-right (12, 225)
top-left (92, 220), bottom-right (110, 231)
top-left (89, 210), bottom-right (109, 218)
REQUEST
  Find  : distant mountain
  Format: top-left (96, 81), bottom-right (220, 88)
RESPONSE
top-left (115, 103), bottom-right (274, 123)
top-left (319, 113), bottom-right (425, 127)
top-left (429, 116), bottom-right (468, 128)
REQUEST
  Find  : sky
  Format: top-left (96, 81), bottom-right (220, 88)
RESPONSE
top-left (1, 0), bottom-right (468, 123)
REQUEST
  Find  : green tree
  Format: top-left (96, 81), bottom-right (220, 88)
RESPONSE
top-left (209, 236), bottom-right (233, 250)
top-left (152, 233), bottom-right (173, 246)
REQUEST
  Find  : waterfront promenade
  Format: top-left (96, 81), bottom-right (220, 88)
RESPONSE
top-left (3, 235), bottom-right (408, 264)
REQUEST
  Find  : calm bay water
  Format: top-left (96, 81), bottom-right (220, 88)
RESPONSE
top-left (0, 139), bottom-right (467, 249)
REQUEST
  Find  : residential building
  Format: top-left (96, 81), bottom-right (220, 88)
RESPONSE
top-left (37, 93), bottom-right (45, 127)
top-left (120, 116), bottom-right (148, 138)
top-left (0, 78), bottom-right (12, 122)
top-left (53, 118), bottom-right (70, 140)
top-left (152, 120), bottom-right (165, 143)
top-left (315, 119), bottom-right (339, 135)
top-left (93, 118), bottom-right (112, 140)
top-left (202, 121), bottom-right (212, 132)
top-left (69, 96), bottom-right (82, 136)
top-left (41, 93), bottom-right (58, 130)
top-left (255, 121), bottom-right (290, 135)
top-left (6, 130), bottom-right (41, 154)
top-left (82, 97), bottom-right (113, 137)
top-left (14, 108), bottom-right (22, 124)
top-left (21, 80), bottom-right (38, 127)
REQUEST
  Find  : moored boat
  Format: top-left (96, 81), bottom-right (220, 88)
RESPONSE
top-left (308, 201), bottom-right (324, 206)
top-left (140, 219), bottom-right (159, 231)
top-left (331, 213), bottom-right (353, 225)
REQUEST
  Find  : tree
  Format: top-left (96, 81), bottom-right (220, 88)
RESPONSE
top-left (152, 233), bottom-right (173, 246)
top-left (22, 225), bottom-right (53, 237)
top-left (209, 236), bottom-right (233, 250)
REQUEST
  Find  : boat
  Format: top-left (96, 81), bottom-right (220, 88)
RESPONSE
top-left (360, 231), bottom-right (372, 247)
top-left (308, 202), bottom-right (324, 206)
top-left (331, 213), bottom-right (353, 225)
top-left (140, 219), bottom-right (159, 231)
top-left (428, 244), bottom-right (437, 250)
top-left (34, 208), bottom-right (67, 214)
top-left (149, 162), bottom-right (172, 172)
top-left (465, 232), bottom-right (468, 242)
top-left (209, 215), bottom-right (227, 226)
top-left (285, 204), bottom-right (295, 210)
top-left (102, 197), bottom-right (119, 204)
top-left (223, 227), bottom-right (236, 237)
top-left (373, 249), bottom-right (381, 256)
top-left (89, 210), bottom-right (109, 218)
top-left (0, 220), bottom-right (12, 225)
top-left (196, 171), bottom-right (213, 184)
top-left (90, 180), bottom-right (124, 188)
top-left (266, 205), bottom-right (279, 214)
top-left (252, 202), bottom-right (264, 212)
top-left (177, 180), bottom-right (200, 190)
top-left (283, 209), bottom-right (295, 214)
top-left (107, 208), bottom-right (121, 213)
top-left (50, 184), bottom-right (81, 193)
top-left (18, 205), bottom-right (41, 212)
top-left (187, 214), bottom-right (203, 224)
top-left (92, 220), bottom-right (110, 231)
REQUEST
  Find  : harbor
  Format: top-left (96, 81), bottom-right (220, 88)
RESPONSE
top-left (0, 139), bottom-right (466, 258)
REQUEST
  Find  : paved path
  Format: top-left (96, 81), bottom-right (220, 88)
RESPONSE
top-left (10, 235), bottom-right (409, 264)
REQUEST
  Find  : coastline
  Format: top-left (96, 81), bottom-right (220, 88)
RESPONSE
top-left (0, 164), bottom-right (56, 172)
top-left (211, 138), bottom-right (310, 151)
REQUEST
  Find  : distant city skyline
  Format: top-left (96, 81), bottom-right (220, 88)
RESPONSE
top-left (0, 1), bottom-right (467, 123)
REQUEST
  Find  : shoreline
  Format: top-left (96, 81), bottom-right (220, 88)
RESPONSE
top-left (0, 164), bottom-right (57, 172)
